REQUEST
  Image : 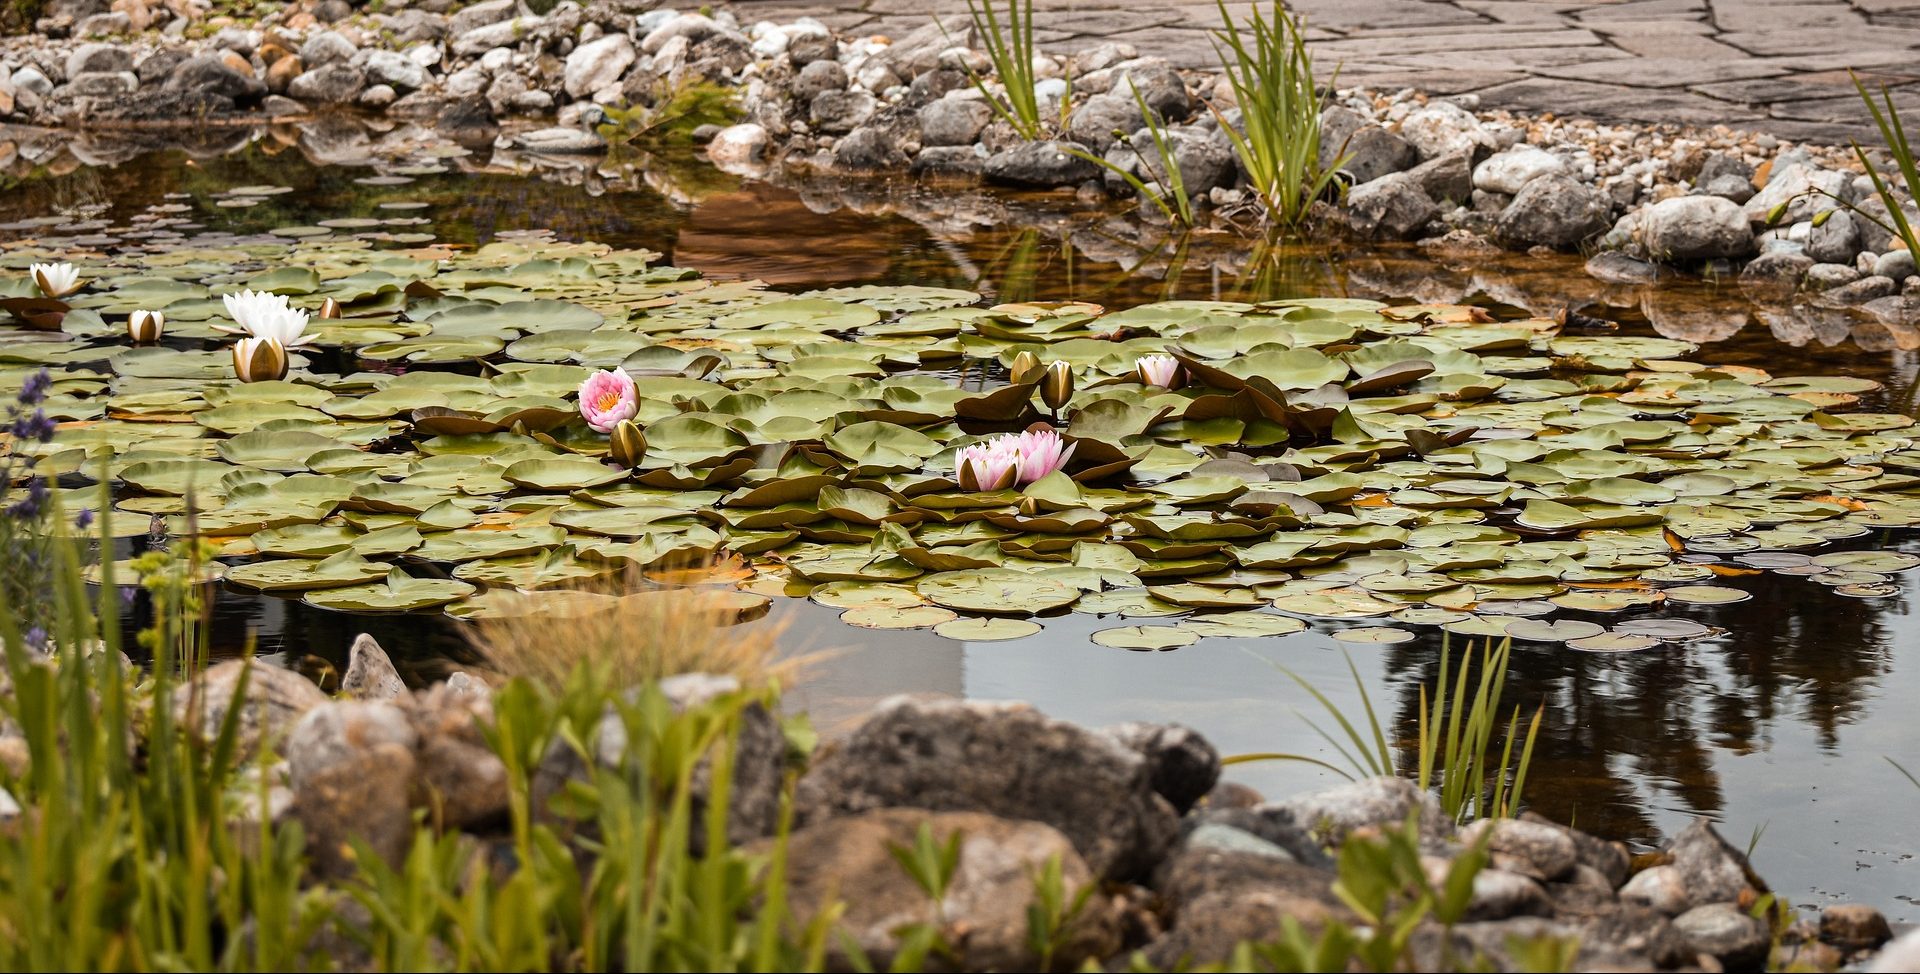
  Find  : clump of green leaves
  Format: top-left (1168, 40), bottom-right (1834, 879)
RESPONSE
top-left (1210, 1), bottom-right (1347, 227)
top-left (954, 0), bottom-right (1055, 139)
top-left (598, 79), bottom-right (743, 148)
top-left (1066, 84), bottom-right (1195, 226)
top-left (1231, 638), bottom-right (1540, 824)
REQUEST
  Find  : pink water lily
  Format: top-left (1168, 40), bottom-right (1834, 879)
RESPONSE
top-left (956, 427), bottom-right (1076, 490)
top-left (1135, 353), bottom-right (1181, 388)
top-left (578, 367), bottom-right (638, 433)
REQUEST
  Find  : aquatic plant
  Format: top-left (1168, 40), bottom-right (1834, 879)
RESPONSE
top-left (1065, 84), bottom-right (1196, 226)
top-left (1841, 73), bottom-right (1920, 257)
top-left (229, 335), bottom-right (290, 383)
top-left (1134, 353), bottom-right (1181, 388)
top-left (596, 79), bottom-right (743, 147)
top-left (0, 369), bottom-right (56, 641)
top-left (216, 289), bottom-right (313, 346)
top-left (957, 427), bottom-right (1077, 491)
top-left (1210, 1), bottom-right (1348, 227)
top-left (1233, 638), bottom-right (1541, 823)
top-left (127, 308), bottom-right (165, 344)
top-left (29, 260), bottom-right (81, 298)
top-left (957, 0), bottom-right (1052, 139)
top-left (578, 366), bottom-right (639, 433)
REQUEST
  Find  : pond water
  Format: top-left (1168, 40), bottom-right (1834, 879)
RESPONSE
top-left (4, 131), bottom-right (1918, 921)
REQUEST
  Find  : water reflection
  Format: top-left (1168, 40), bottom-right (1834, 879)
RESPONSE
top-left (5, 124), bottom-right (1919, 917)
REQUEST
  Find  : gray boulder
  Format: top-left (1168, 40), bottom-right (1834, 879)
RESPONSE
top-left (1641, 195), bottom-right (1754, 261)
top-left (983, 140), bottom-right (1100, 188)
top-left (1102, 722), bottom-right (1219, 815)
top-left (809, 88), bottom-right (874, 134)
top-left (63, 71), bottom-right (137, 97)
top-left (341, 633), bottom-right (405, 702)
top-left (833, 126), bottom-right (906, 171)
top-left (287, 701), bottom-right (419, 878)
top-left (1745, 162), bottom-right (1848, 227)
top-left (1406, 150), bottom-right (1473, 203)
top-left (563, 33), bottom-right (633, 98)
top-left (1671, 903), bottom-right (1771, 969)
top-left (1342, 173), bottom-right (1438, 241)
top-left (300, 31), bottom-right (357, 68)
top-left (1397, 100), bottom-right (1491, 160)
top-left (796, 696), bottom-right (1180, 881)
top-left (919, 96), bottom-right (992, 147)
top-left (1820, 274), bottom-right (1897, 305)
top-left (771, 809), bottom-right (1120, 972)
top-left (1495, 173), bottom-right (1609, 249)
top-left (358, 49), bottom-right (429, 92)
top-left (1875, 248), bottom-right (1919, 281)
top-left (66, 42), bottom-right (131, 78)
top-left (1473, 145), bottom-right (1564, 194)
top-left (1741, 251), bottom-right (1814, 291)
top-left (1807, 208), bottom-right (1864, 264)
top-left (1273, 775), bottom-right (1453, 845)
top-left (1068, 90), bottom-right (1146, 152)
top-left (288, 63), bottom-right (365, 104)
top-left (164, 54), bottom-right (265, 102)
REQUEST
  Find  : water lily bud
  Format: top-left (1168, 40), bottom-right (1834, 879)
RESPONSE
top-left (1009, 350), bottom-right (1043, 384)
top-left (29, 261), bottom-right (82, 299)
top-left (232, 336), bottom-right (289, 383)
top-left (318, 296), bottom-right (343, 319)
top-left (1040, 360), bottom-right (1074, 412)
top-left (127, 309), bottom-right (164, 344)
top-left (609, 419), bottom-right (648, 468)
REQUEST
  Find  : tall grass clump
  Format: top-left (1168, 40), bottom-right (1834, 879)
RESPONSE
top-left (1065, 84), bottom-right (1195, 226)
top-left (1211, 0), bottom-right (1347, 228)
top-left (1232, 637), bottom-right (1542, 823)
top-left (1842, 73), bottom-right (1920, 257)
top-left (956, 0), bottom-right (1051, 139)
top-left (466, 569), bottom-right (800, 690)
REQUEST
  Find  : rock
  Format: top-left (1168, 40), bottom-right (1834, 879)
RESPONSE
top-left (787, 30), bottom-right (836, 66)
top-left (1807, 208), bottom-right (1864, 264)
top-left (706, 122), bottom-right (769, 171)
top-left (358, 49), bottom-right (428, 92)
top-left (265, 55), bottom-right (304, 95)
top-left (796, 696), bottom-right (1178, 881)
top-left (1665, 818), bottom-right (1765, 907)
top-left (1145, 843), bottom-right (1346, 968)
top-left (313, 0), bottom-right (351, 23)
top-left (1586, 250), bottom-right (1663, 284)
top-left (164, 54), bottom-right (265, 103)
top-left (63, 71), bottom-right (138, 97)
top-left (773, 809), bottom-right (1119, 972)
top-left (911, 144), bottom-right (987, 175)
top-left (1821, 274), bottom-right (1897, 305)
top-left (1100, 722), bottom-right (1219, 815)
top-left (357, 84), bottom-right (397, 109)
top-left (641, 12), bottom-right (728, 55)
top-left (134, 49), bottom-right (186, 85)
top-left (1495, 174), bottom-right (1609, 250)
top-left (563, 33), bottom-right (633, 99)
top-left (287, 701), bottom-right (419, 878)
top-left (1398, 100), bottom-right (1491, 161)
top-left (1639, 195), bottom-right (1753, 261)
top-left (906, 67), bottom-right (966, 106)
top-left (1341, 173), bottom-right (1438, 241)
top-left (983, 140), bottom-right (1100, 189)
top-left (534, 673), bottom-right (785, 852)
top-left (1333, 124), bottom-right (1419, 187)
top-left (300, 30), bottom-right (357, 68)
top-left (408, 684), bottom-right (508, 830)
top-left (1461, 818), bottom-right (1577, 881)
top-left (1405, 150), bottom-right (1473, 203)
top-left (790, 58), bottom-right (846, 105)
top-left (448, 0), bottom-right (514, 38)
top-left (1700, 173), bottom-right (1756, 203)
top-left (833, 126), bottom-right (905, 172)
top-left (0, 74), bottom-right (12, 117)
top-left (1806, 262), bottom-right (1862, 290)
top-left (1699, 151), bottom-right (1753, 186)
top-left (341, 633), bottom-right (405, 701)
top-left (808, 88), bottom-right (874, 135)
top-left (1519, 812), bottom-right (1630, 888)
top-left (66, 42), bottom-right (131, 78)
top-left (1105, 126), bottom-right (1236, 201)
top-left (288, 63), bottom-right (365, 104)
top-left (1745, 162), bottom-right (1849, 227)
top-left (1869, 928), bottom-right (1920, 972)
top-left (1459, 866), bottom-right (1550, 921)
top-left (1274, 775), bottom-right (1452, 845)
top-left (1473, 145), bottom-right (1564, 194)
top-left (1671, 903), bottom-right (1770, 968)
top-left (262, 94), bottom-right (306, 117)
top-left (452, 16), bottom-right (544, 58)
top-left (436, 94), bottom-right (498, 143)
top-left (1620, 864), bottom-right (1689, 915)
top-left (919, 96), bottom-right (991, 147)
top-left (11, 66), bottom-right (52, 98)
top-left (1874, 248), bottom-right (1917, 280)
top-left (1186, 806), bottom-right (1333, 867)
top-left (510, 126), bottom-right (606, 153)
top-left (1821, 903), bottom-right (1892, 949)
top-left (172, 659), bottom-right (327, 756)
top-left (74, 11), bottom-right (129, 36)
top-left (1068, 90), bottom-right (1146, 152)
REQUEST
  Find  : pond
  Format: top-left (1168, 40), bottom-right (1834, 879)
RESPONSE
top-left (3, 128), bottom-right (1917, 922)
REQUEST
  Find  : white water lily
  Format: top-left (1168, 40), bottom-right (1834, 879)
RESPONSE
top-left (127, 309), bottom-right (165, 343)
top-left (30, 261), bottom-right (83, 299)
top-left (231, 336), bottom-right (290, 383)
top-left (218, 289), bottom-right (313, 347)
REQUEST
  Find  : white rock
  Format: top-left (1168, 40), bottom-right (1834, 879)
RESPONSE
top-left (479, 47), bottom-right (514, 73)
top-left (1872, 928), bottom-right (1920, 973)
top-left (358, 49), bottom-right (428, 91)
top-left (1744, 163), bottom-right (1849, 227)
top-left (564, 33), bottom-right (635, 98)
top-left (405, 43), bottom-right (443, 68)
top-left (750, 22), bottom-right (788, 58)
top-left (641, 12), bottom-right (724, 55)
top-left (445, 64), bottom-right (488, 97)
top-left (11, 66), bottom-right (51, 97)
top-left (707, 122), bottom-right (770, 172)
top-left (1473, 146), bottom-right (1565, 194)
top-left (1397, 101), bottom-right (1491, 160)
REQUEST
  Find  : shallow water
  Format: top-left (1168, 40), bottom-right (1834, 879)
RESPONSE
top-left (5, 133), bottom-right (1918, 919)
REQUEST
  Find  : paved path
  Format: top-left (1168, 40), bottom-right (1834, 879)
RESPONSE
top-left (734, 0), bottom-right (1920, 144)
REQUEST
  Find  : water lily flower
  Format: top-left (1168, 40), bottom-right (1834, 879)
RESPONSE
top-left (217, 289), bottom-right (314, 347)
top-left (1136, 353), bottom-right (1181, 388)
top-left (1040, 360), bottom-right (1074, 413)
top-left (578, 367), bottom-right (638, 433)
top-left (955, 436), bottom-right (1021, 491)
top-left (609, 418), bottom-right (648, 467)
top-left (232, 336), bottom-right (289, 383)
top-left (127, 309), bottom-right (164, 344)
top-left (956, 427), bottom-right (1077, 490)
top-left (29, 262), bottom-right (82, 299)
top-left (1009, 350), bottom-right (1044, 384)
top-left (318, 297), bottom-right (343, 319)
top-left (1009, 427), bottom-right (1075, 484)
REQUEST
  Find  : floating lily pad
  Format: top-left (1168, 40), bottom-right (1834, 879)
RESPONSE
top-left (933, 617), bottom-right (1043, 641)
top-left (1091, 625), bottom-right (1198, 651)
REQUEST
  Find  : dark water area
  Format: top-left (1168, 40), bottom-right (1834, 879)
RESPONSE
top-left (5, 134), bottom-right (1918, 919)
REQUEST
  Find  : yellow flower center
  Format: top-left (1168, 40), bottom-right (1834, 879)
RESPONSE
top-left (595, 390), bottom-right (623, 412)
